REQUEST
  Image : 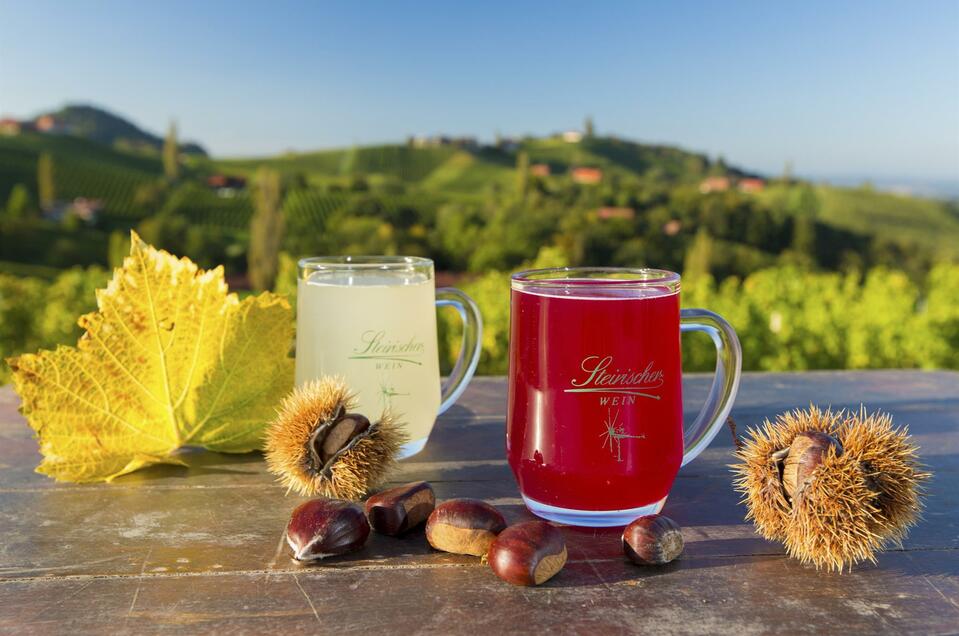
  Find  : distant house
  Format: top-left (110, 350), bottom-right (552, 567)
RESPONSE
top-left (409, 135), bottom-right (477, 149)
top-left (42, 198), bottom-right (103, 223)
top-left (596, 206), bottom-right (635, 220)
top-left (497, 137), bottom-right (519, 152)
top-left (737, 177), bottom-right (766, 193)
top-left (561, 130), bottom-right (583, 143)
top-left (699, 176), bottom-right (730, 193)
top-left (34, 115), bottom-right (71, 134)
top-left (662, 219), bottom-right (682, 236)
top-left (0, 118), bottom-right (21, 135)
top-left (70, 197), bottom-right (103, 222)
top-left (571, 167), bottom-right (602, 185)
top-left (530, 163), bottom-right (551, 177)
top-left (207, 174), bottom-right (247, 198)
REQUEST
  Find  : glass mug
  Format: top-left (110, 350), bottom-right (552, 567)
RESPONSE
top-left (507, 267), bottom-right (741, 526)
top-left (295, 256), bottom-right (482, 459)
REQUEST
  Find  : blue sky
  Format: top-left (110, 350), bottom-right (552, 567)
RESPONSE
top-left (1, 1), bottom-right (957, 181)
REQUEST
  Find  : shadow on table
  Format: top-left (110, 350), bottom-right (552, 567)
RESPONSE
top-left (113, 448), bottom-right (267, 483)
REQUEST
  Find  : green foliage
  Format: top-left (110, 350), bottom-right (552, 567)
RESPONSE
top-left (0, 266), bottom-right (109, 383)
top-left (248, 167), bottom-right (285, 291)
top-left (4, 183), bottom-right (35, 220)
top-left (2, 131), bottom-right (958, 379)
top-left (436, 263), bottom-right (959, 376)
top-left (107, 230), bottom-right (131, 268)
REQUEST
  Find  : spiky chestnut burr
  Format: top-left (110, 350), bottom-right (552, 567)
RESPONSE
top-left (731, 406), bottom-right (930, 572)
top-left (264, 377), bottom-right (408, 500)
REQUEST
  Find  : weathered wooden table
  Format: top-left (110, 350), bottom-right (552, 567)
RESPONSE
top-left (1, 371), bottom-right (957, 634)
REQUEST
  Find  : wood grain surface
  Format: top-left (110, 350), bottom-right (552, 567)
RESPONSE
top-left (0, 371), bottom-right (957, 635)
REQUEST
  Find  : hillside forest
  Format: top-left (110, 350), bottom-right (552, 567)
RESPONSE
top-left (1, 107), bottom-right (958, 380)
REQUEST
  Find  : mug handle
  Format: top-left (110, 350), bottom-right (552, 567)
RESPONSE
top-left (679, 309), bottom-right (742, 466)
top-left (435, 287), bottom-right (483, 414)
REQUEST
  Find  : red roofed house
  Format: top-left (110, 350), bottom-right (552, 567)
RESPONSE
top-left (207, 174), bottom-right (247, 198)
top-left (699, 176), bottom-right (730, 193)
top-left (662, 219), bottom-right (682, 236)
top-left (596, 207), bottom-right (635, 220)
top-left (571, 167), bottom-right (603, 185)
top-left (737, 178), bottom-right (766, 193)
top-left (0, 118), bottom-right (21, 136)
top-left (530, 163), bottom-right (550, 177)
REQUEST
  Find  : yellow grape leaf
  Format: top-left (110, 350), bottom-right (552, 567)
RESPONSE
top-left (9, 232), bottom-right (294, 483)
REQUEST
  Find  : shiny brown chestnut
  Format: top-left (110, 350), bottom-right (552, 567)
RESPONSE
top-left (365, 481), bottom-right (436, 536)
top-left (623, 514), bottom-right (684, 565)
top-left (425, 498), bottom-right (507, 556)
top-left (286, 498), bottom-right (371, 561)
top-left (781, 431), bottom-right (843, 502)
top-left (487, 521), bottom-right (567, 586)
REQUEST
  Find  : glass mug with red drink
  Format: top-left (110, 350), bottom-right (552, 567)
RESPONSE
top-left (507, 267), bottom-right (742, 526)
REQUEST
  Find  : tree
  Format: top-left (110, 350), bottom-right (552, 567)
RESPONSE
top-left (248, 167), bottom-right (285, 291)
top-left (516, 150), bottom-right (530, 198)
top-left (782, 160), bottom-right (794, 184)
top-left (163, 121), bottom-right (179, 181)
top-left (684, 228), bottom-right (714, 279)
top-left (37, 153), bottom-right (55, 208)
top-left (4, 183), bottom-right (35, 220)
top-left (108, 230), bottom-right (131, 269)
top-left (584, 116), bottom-right (595, 138)
top-left (791, 215), bottom-right (816, 258)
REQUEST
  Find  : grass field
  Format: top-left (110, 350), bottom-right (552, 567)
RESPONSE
top-left (815, 185), bottom-right (959, 257)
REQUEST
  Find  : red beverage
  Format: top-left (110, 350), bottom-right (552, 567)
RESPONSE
top-left (507, 268), bottom-right (741, 526)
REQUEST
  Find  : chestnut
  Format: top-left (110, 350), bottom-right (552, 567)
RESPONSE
top-left (623, 514), bottom-right (684, 565)
top-left (487, 521), bottom-right (567, 586)
top-left (286, 498), bottom-right (370, 561)
top-left (425, 498), bottom-right (507, 556)
top-left (319, 413), bottom-right (370, 464)
top-left (782, 431), bottom-right (843, 502)
top-left (365, 481), bottom-right (436, 536)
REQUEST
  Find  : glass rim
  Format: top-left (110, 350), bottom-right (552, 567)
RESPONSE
top-left (298, 255), bottom-right (434, 271)
top-left (511, 267), bottom-right (681, 291)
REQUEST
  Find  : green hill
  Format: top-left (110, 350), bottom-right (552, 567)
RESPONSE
top-left (214, 144), bottom-right (459, 182)
top-left (33, 104), bottom-right (207, 156)
top-left (756, 183), bottom-right (959, 259)
top-left (2, 120), bottom-right (957, 277)
top-left (0, 133), bottom-right (162, 215)
top-left (816, 185), bottom-right (959, 257)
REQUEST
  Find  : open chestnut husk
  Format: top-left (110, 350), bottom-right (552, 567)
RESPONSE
top-left (425, 499), bottom-right (506, 556)
top-left (732, 406), bottom-right (930, 572)
top-left (623, 514), bottom-right (684, 565)
top-left (264, 378), bottom-right (407, 500)
top-left (365, 481), bottom-right (435, 536)
top-left (487, 521), bottom-right (567, 586)
top-left (286, 498), bottom-right (371, 561)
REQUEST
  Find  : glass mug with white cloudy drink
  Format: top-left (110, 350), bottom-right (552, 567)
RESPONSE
top-left (295, 256), bottom-right (482, 459)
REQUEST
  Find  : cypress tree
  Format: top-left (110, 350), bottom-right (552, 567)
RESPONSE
top-left (37, 153), bottom-right (55, 208)
top-left (248, 167), bottom-right (286, 291)
top-left (163, 121), bottom-right (179, 181)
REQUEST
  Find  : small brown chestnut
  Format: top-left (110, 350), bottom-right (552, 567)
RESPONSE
top-left (623, 514), bottom-right (684, 565)
top-left (487, 521), bottom-right (567, 586)
top-left (365, 481), bottom-right (436, 536)
top-left (286, 498), bottom-right (370, 561)
top-left (425, 498), bottom-right (507, 556)
top-left (781, 430), bottom-right (843, 502)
